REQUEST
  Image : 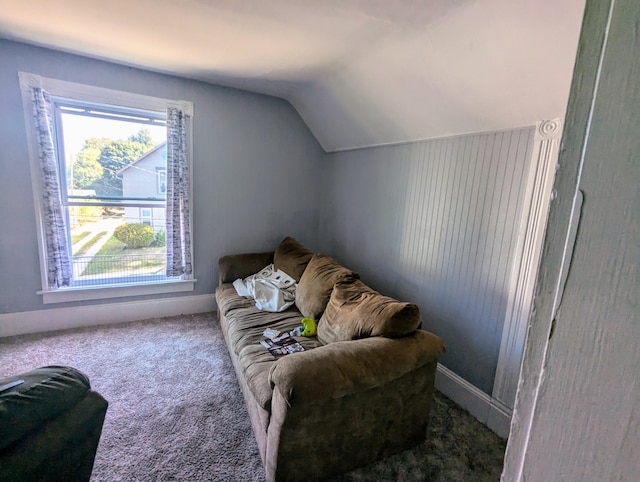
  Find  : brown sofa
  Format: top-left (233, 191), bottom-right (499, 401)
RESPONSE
top-left (215, 237), bottom-right (445, 481)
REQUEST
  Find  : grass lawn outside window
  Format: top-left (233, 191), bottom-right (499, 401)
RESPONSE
top-left (81, 235), bottom-right (165, 276)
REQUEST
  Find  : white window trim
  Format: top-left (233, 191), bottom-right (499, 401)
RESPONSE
top-left (19, 72), bottom-right (196, 303)
top-left (38, 279), bottom-right (196, 304)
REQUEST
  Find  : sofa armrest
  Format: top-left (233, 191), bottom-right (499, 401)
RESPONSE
top-left (268, 329), bottom-right (445, 405)
top-left (218, 251), bottom-right (274, 285)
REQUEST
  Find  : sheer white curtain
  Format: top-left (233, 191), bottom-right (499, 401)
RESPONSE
top-left (31, 87), bottom-right (72, 288)
top-left (166, 107), bottom-right (192, 277)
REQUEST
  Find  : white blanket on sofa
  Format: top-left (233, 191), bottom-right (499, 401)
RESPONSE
top-left (233, 264), bottom-right (297, 312)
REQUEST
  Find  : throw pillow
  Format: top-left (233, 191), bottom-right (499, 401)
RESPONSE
top-left (318, 280), bottom-right (421, 344)
top-left (273, 236), bottom-right (314, 282)
top-left (295, 253), bottom-right (359, 320)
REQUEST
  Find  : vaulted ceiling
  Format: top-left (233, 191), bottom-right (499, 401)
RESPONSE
top-left (0, 0), bottom-right (586, 151)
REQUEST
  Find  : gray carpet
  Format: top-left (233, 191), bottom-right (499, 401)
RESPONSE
top-left (0, 313), bottom-right (506, 481)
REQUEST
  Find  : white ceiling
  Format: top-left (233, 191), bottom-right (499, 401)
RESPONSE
top-left (0, 0), bottom-right (586, 151)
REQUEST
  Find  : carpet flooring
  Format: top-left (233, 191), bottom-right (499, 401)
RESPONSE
top-left (0, 313), bottom-right (506, 481)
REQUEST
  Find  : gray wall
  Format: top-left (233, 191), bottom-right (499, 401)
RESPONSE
top-left (320, 129), bottom-right (534, 394)
top-left (0, 39), bottom-right (324, 314)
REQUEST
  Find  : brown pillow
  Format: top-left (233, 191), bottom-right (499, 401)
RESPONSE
top-left (318, 280), bottom-right (421, 344)
top-left (295, 253), bottom-right (359, 320)
top-left (273, 236), bottom-right (314, 282)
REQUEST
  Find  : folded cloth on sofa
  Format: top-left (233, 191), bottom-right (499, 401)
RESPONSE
top-left (233, 264), bottom-right (296, 312)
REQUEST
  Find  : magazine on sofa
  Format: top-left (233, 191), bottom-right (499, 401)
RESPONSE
top-left (260, 332), bottom-right (305, 358)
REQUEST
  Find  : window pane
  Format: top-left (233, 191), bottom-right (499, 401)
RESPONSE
top-left (59, 110), bottom-right (166, 199)
top-left (58, 103), bottom-right (170, 287)
top-left (69, 205), bottom-right (168, 287)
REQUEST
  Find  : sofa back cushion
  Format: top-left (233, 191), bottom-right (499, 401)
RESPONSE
top-left (273, 236), bottom-right (314, 282)
top-left (295, 253), bottom-right (359, 320)
top-left (318, 280), bottom-right (421, 344)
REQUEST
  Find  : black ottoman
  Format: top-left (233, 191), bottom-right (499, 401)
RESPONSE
top-left (0, 366), bottom-right (108, 482)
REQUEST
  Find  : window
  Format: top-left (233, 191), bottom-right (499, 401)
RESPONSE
top-left (140, 208), bottom-right (153, 226)
top-left (19, 73), bottom-right (195, 303)
top-left (57, 99), bottom-right (168, 287)
top-left (156, 167), bottom-right (167, 195)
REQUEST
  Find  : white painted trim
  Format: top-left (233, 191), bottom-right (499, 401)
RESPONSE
top-left (18, 72), bottom-right (193, 115)
top-left (492, 119), bottom-right (563, 409)
top-left (435, 363), bottom-right (512, 439)
top-left (327, 124), bottom-right (539, 153)
top-left (0, 294), bottom-right (216, 338)
top-left (40, 279), bottom-right (196, 304)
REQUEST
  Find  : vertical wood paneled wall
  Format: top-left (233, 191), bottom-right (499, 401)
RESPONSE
top-left (321, 127), bottom-right (535, 394)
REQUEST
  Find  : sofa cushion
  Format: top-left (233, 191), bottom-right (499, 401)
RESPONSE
top-left (237, 344), bottom-right (283, 409)
top-left (295, 253), bottom-right (359, 320)
top-left (273, 237), bottom-right (314, 282)
top-left (216, 283), bottom-right (256, 317)
top-left (318, 280), bottom-right (422, 344)
top-left (237, 336), bottom-right (323, 410)
top-left (226, 306), bottom-right (304, 357)
top-left (218, 284), bottom-right (324, 409)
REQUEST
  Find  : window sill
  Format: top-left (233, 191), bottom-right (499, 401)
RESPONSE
top-left (39, 279), bottom-right (197, 304)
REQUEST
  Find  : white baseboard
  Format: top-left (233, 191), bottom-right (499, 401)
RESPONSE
top-left (0, 294), bottom-right (216, 338)
top-left (435, 363), bottom-right (512, 439)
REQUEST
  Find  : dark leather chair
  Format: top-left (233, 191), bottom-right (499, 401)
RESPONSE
top-left (0, 366), bottom-right (108, 482)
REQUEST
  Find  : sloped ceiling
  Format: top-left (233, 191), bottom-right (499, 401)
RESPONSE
top-left (0, 0), bottom-right (585, 151)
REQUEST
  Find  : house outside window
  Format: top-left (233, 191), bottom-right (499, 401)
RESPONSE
top-left (118, 143), bottom-right (167, 233)
top-left (19, 72), bottom-right (195, 303)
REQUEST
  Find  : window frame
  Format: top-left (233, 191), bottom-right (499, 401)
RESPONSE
top-left (140, 208), bottom-right (153, 226)
top-left (156, 167), bottom-right (167, 195)
top-left (19, 72), bottom-right (196, 304)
